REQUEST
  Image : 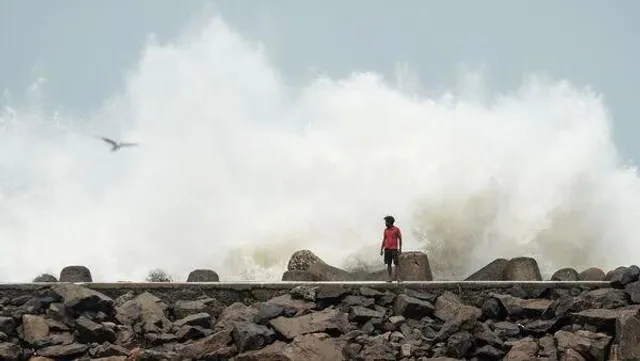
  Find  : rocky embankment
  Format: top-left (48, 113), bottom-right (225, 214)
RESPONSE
top-left (1, 272), bottom-right (640, 361)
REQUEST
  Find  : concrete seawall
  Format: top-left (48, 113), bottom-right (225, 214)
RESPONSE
top-left (1, 280), bottom-right (637, 360)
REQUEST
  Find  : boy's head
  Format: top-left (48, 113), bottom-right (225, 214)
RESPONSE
top-left (384, 215), bottom-right (395, 227)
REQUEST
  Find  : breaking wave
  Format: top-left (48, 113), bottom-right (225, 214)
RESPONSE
top-left (1, 15), bottom-right (639, 282)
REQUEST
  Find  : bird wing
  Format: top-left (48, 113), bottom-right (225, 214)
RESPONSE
top-left (100, 136), bottom-right (117, 146)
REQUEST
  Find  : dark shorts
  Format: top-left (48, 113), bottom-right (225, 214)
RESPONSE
top-left (384, 249), bottom-right (399, 265)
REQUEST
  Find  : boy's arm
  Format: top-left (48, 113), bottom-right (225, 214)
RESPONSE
top-left (398, 229), bottom-right (403, 252)
top-left (380, 232), bottom-right (385, 254)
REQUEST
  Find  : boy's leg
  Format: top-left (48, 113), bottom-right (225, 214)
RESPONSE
top-left (393, 250), bottom-right (400, 281)
top-left (384, 250), bottom-right (393, 281)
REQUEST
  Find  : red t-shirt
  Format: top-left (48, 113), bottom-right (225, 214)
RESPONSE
top-left (383, 226), bottom-right (401, 249)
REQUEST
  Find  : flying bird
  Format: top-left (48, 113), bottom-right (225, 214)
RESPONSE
top-left (99, 136), bottom-right (139, 152)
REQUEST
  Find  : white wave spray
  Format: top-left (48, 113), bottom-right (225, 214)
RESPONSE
top-left (1, 15), bottom-right (639, 282)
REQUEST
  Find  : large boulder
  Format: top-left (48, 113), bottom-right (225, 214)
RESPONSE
top-left (502, 257), bottom-right (542, 281)
top-left (284, 250), bottom-right (353, 281)
top-left (396, 251), bottom-right (433, 281)
top-left (579, 267), bottom-right (606, 281)
top-left (59, 266), bottom-right (92, 282)
top-left (283, 249), bottom-right (433, 281)
top-left (465, 259), bottom-right (509, 281)
top-left (551, 267), bottom-right (579, 281)
top-left (186, 269), bottom-right (219, 282)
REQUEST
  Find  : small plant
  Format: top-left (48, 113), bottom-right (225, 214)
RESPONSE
top-left (146, 269), bottom-right (173, 282)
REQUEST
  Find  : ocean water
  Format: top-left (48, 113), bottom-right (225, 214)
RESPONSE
top-left (1, 15), bottom-right (638, 282)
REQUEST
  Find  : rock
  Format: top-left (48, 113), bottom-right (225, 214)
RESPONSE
top-left (33, 274), bottom-right (58, 283)
top-left (394, 294), bottom-right (434, 320)
top-left (282, 270), bottom-right (324, 281)
top-left (503, 257), bottom-right (542, 281)
top-left (434, 292), bottom-right (482, 341)
top-left (173, 297), bottom-right (222, 319)
top-left (489, 293), bottom-right (553, 318)
top-left (446, 331), bottom-right (472, 358)
top-left (253, 302), bottom-right (285, 325)
top-left (22, 315), bottom-right (49, 345)
top-left (577, 288), bottom-right (629, 309)
top-left (396, 251), bottom-right (433, 281)
top-left (625, 281), bottom-right (640, 303)
top-left (286, 250), bottom-right (353, 281)
top-left (232, 322), bottom-right (276, 353)
top-left (617, 311), bottom-right (640, 360)
top-left (0, 317), bottom-right (16, 335)
top-left (620, 265), bottom-right (640, 285)
top-left (265, 294), bottom-right (315, 316)
top-left (50, 284), bottom-right (114, 315)
top-left (269, 309), bottom-right (350, 339)
top-left (571, 308), bottom-right (639, 333)
top-left (175, 328), bottom-right (232, 360)
top-left (504, 338), bottom-right (538, 361)
top-left (578, 267), bottom-right (605, 281)
top-left (75, 316), bottom-right (116, 343)
top-left (174, 312), bottom-right (211, 328)
top-left (349, 306), bottom-right (385, 322)
top-left (37, 343), bottom-right (89, 358)
top-left (0, 342), bottom-right (21, 361)
top-left (290, 285), bottom-right (317, 301)
top-left (186, 269), bottom-right (220, 282)
top-left (216, 302), bottom-right (259, 330)
top-left (59, 265), bottom-right (93, 282)
top-left (465, 258), bottom-right (509, 281)
top-left (554, 329), bottom-right (612, 360)
top-left (551, 268), bottom-right (579, 281)
top-left (236, 334), bottom-right (345, 361)
top-left (115, 292), bottom-right (171, 333)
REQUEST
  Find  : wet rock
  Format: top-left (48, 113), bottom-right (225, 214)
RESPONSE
top-left (185, 269), bottom-right (219, 282)
top-left (503, 257), bottom-right (542, 281)
top-left (59, 265), bottom-right (93, 282)
top-left (551, 268), bottom-right (579, 281)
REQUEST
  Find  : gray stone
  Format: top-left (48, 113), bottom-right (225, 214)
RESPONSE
top-left (59, 265), bottom-right (93, 282)
top-left (186, 269), bottom-right (219, 282)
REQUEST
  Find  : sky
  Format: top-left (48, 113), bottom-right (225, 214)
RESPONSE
top-left (1, 0), bottom-right (639, 160)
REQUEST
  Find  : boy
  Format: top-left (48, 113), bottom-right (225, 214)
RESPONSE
top-left (380, 215), bottom-right (402, 281)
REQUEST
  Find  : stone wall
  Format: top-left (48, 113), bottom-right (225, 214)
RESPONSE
top-left (1, 280), bottom-right (639, 360)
